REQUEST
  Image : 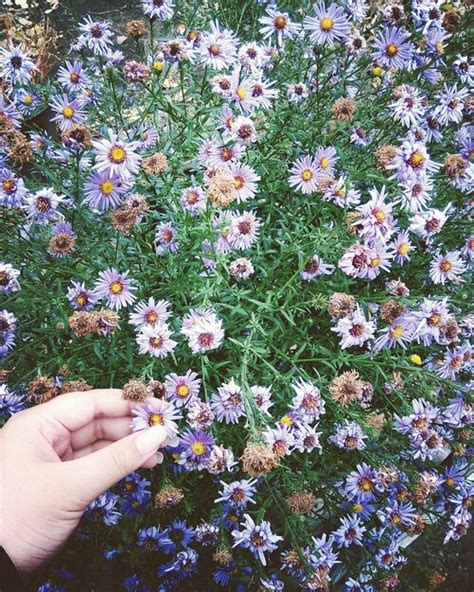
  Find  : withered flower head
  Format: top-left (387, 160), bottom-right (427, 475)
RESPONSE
top-left (346, 211), bottom-right (362, 236)
top-left (28, 374), bottom-right (58, 404)
top-left (69, 311), bottom-right (97, 336)
top-left (111, 206), bottom-right (137, 233)
top-left (124, 193), bottom-right (148, 214)
top-left (428, 572), bottom-right (447, 591)
top-left (444, 154), bottom-right (468, 179)
top-left (142, 152), bottom-right (168, 175)
top-left (162, 39), bottom-right (188, 62)
top-left (207, 168), bottom-right (238, 206)
top-left (60, 379), bottom-right (92, 394)
top-left (240, 443), bottom-right (279, 477)
top-left (212, 548), bottom-right (233, 566)
top-left (125, 19), bottom-right (147, 38)
top-left (367, 412), bottom-right (385, 431)
top-left (8, 132), bottom-right (33, 165)
top-left (317, 175), bottom-right (336, 193)
top-left (49, 232), bottom-right (77, 257)
top-left (329, 370), bottom-right (364, 406)
top-left (122, 379), bottom-right (148, 403)
top-left (376, 145), bottom-right (397, 170)
top-left (93, 309), bottom-right (119, 336)
top-left (331, 97), bottom-right (356, 122)
top-left (443, 10), bottom-right (460, 33)
top-left (286, 490), bottom-right (316, 515)
top-left (147, 380), bottom-right (167, 399)
top-left (61, 124), bottom-right (92, 150)
top-left (327, 292), bottom-right (356, 318)
top-left (380, 300), bottom-right (407, 323)
top-left (154, 486), bottom-right (184, 508)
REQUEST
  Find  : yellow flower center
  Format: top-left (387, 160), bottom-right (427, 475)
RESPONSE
top-left (209, 44), bottom-right (221, 56)
top-left (23, 94), bottom-right (33, 105)
top-left (373, 208), bottom-right (385, 223)
top-left (76, 294), bottom-right (87, 306)
top-left (110, 281), bottom-right (123, 294)
top-left (100, 180), bottom-right (114, 195)
top-left (145, 311), bottom-right (158, 323)
top-left (274, 15), bottom-right (287, 30)
top-left (372, 66), bottom-right (383, 77)
top-left (150, 413), bottom-right (163, 425)
top-left (62, 106), bottom-right (74, 118)
top-left (398, 243), bottom-right (409, 256)
top-left (392, 326), bottom-right (404, 339)
top-left (386, 43), bottom-right (399, 57)
top-left (154, 61), bottom-right (164, 72)
top-left (320, 17), bottom-right (334, 31)
top-left (370, 257), bottom-right (380, 267)
top-left (301, 169), bottom-right (313, 181)
top-left (110, 146), bottom-right (126, 163)
top-left (280, 415), bottom-right (293, 427)
top-left (353, 503), bottom-right (363, 513)
top-left (177, 384), bottom-right (190, 398)
top-left (446, 477), bottom-right (455, 487)
top-left (150, 337), bottom-right (163, 348)
top-left (236, 86), bottom-right (247, 100)
top-left (440, 260), bottom-right (452, 272)
top-left (408, 151), bottom-right (425, 168)
top-left (320, 156), bottom-right (330, 169)
top-left (191, 442), bottom-right (206, 455)
top-left (410, 354), bottom-right (422, 365)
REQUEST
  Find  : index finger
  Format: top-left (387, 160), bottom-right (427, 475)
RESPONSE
top-left (38, 389), bottom-right (131, 432)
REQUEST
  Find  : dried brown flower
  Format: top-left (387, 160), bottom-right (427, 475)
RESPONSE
top-left (111, 206), bottom-right (137, 233)
top-left (207, 169), bottom-right (238, 206)
top-left (443, 10), bottom-right (460, 33)
top-left (327, 292), bottom-right (356, 318)
top-left (444, 154), bottom-right (468, 180)
top-left (329, 370), bottom-right (364, 406)
top-left (124, 193), bottom-right (148, 214)
top-left (287, 491), bottom-right (316, 515)
top-left (125, 19), bottom-right (147, 38)
top-left (122, 379), bottom-right (148, 403)
top-left (376, 145), bottom-right (397, 170)
top-left (428, 572), bottom-right (446, 591)
top-left (367, 412), bottom-right (385, 431)
top-left (162, 39), bottom-right (188, 62)
top-left (8, 132), bottom-right (33, 165)
top-left (155, 486), bottom-right (184, 509)
top-left (93, 309), bottom-right (119, 336)
top-left (69, 311), bottom-right (97, 336)
top-left (346, 211), bottom-right (362, 236)
top-left (240, 443), bottom-right (279, 476)
top-left (331, 97), bottom-right (356, 122)
top-left (142, 152), bottom-right (168, 175)
top-left (317, 175), bottom-right (336, 193)
top-left (405, 515), bottom-right (426, 535)
top-left (147, 380), bottom-right (167, 399)
top-left (60, 379), bottom-right (92, 394)
top-left (440, 317), bottom-right (459, 343)
top-left (28, 374), bottom-right (58, 404)
top-left (213, 548), bottom-right (233, 565)
top-left (49, 232), bottom-right (77, 257)
top-left (380, 300), bottom-right (407, 323)
top-left (61, 124), bottom-right (92, 150)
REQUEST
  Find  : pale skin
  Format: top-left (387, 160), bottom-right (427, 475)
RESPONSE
top-left (0, 389), bottom-right (170, 573)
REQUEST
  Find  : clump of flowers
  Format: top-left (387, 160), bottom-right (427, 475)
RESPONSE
top-left (1, 1), bottom-right (472, 590)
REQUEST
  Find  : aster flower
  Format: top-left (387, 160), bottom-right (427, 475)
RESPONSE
top-left (315, 146), bottom-right (338, 176)
top-left (215, 478), bottom-right (257, 509)
top-left (303, 3), bottom-right (350, 46)
top-left (66, 281), bottom-right (98, 311)
top-left (136, 324), bottom-right (177, 357)
top-left (86, 492), bottom-right (121, 526)
top-left (15, 89), bottom-right (41, 117)
top-left (250, 385), bottom-right (273, 415)
top-left (94, 268), bottom-right (137, 310)
top-left (141, 0), bottom-right (174, 20)
top-left (179, 429), bottom-right (215, 470)
top-left (230, 116), bottom-right (257, 145)
top-left (129, 297), bottom-right (171, 330)
top-left (344, 463), bottom-right (378, 501)
top-left (0, 385), bottom-right (27, 417)
top-left (210, 378), bottom-right (245, 424)
top-left (180, 186), bottom-right (207, 215)
top-left (186, 400), bottom-right (215, 430)
top-left (333, 514), bottom-right (366, 548)
top-left (332, 307), bottom-right (376, 349)
top-left (137, 526), bottom-right (173, 552)
top-left (230, 257), bottom-right (255, 279)
top-left (356, 186), bottom-right (396, 242)
top-left (392, 230), bottom-right (413, 264)
top-left (287, 82), bottom-right (309, 103)
top-left (293, 424), bottom-right (322, 453)
top-left (0, 263), bottom-right (21, 294)
top-left (57, 60), bottom-right (89, 91)
top-left (407, 298), bottom-right (450, 346)
top-left (259, 8), bottom-right (301, 46)
top-left (130, 399), bottom-right (181, 438)
top-left (372, 27), bottom-right (413, 69)
top-left (228, 210), bottom-right (261, 250)
top-left (232, 513), bottom-right (282, 566)
top-left (390, 138), bottom-right (440, 182)
top-left (78, 16), bottom-right (114, 55)
top-left (24, 188), bottom-right (64, 224)
top-left (380, 500), bottom-right (416, 528)
top-left (84, 170), bottom-right (130, 211)
top-left (165, 370), bottom-right (201, 407)
top-left (196, 21), bottom-right (237, 70)
top-left (207, 444), bottom-right (237, 474)
top-left (300, 254), bottom-right (335, 281)
top-left (0, 168), bottom-right (27, 207)
top-left (374, 316), bottom-right (413, 351)
top-left (330, 420), bottom-right (366, 451)
top-left (409, 205), bottom-right (450, 241)
top-left (49, 221), bottom-right (76, 258)
top-left (429, 250), bottom-right (466, 285)
top-left (181, 308), bottom-right (225, 353)
top-left (249, 76), bottom-right (278, 110)
top-left (227, 163), bottom-right (260, 203)
top-left (155, 222), bottom-right (179, 256)
top-left (433, 84), bottom-right (468, 126)
top-left (290, 379), bottom-right (325, 420)
top-left (262, 425), bottom-right (295, 457)
top-left (0, 43), bottom-right (36, 84)
top-left (92, 130), bottom-right (141, 181)
top-left (288, 156), bottom-right (319, 194)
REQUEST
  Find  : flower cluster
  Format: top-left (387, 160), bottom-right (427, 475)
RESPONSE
top-left (1, 0), bottom-right (472, 590)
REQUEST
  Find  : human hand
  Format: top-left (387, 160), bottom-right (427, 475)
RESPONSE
top-left (0, 388), bottom-right (168, 573)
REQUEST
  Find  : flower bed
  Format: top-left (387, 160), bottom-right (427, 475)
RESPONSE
top-left (0, 1), bottom-right (472, 590)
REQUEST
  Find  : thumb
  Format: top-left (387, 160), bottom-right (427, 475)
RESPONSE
top-left (64, 426), bottom-right (168, 505)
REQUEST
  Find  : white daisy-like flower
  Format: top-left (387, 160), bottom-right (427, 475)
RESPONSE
top-left (136, 323), bottom-right (177, 357)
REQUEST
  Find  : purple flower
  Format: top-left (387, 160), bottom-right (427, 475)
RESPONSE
top-left (344, 463), bottom-right (378, 501)
top-left (84, 171), bottom-right (131, 211)
top-left (67, 281), bottom-right (98, 311)
top-left (94, 267), bottom-right (137, 310)
top-left (232, 513), bottom-right (282, 566)
top-left (24, 188), bottom-right (64, 224)
top-left (333, 514), bottom-right (366, 548)
top-left (136, 323), bottom-right (177, 358)
top-left (131, 399), bottom-right (182, 438)
top-left (129, 297), bottom-right (172, 331)
top-left (86, 492), bottom-right (121, 526)
top-left (92, 130), bottom-right (141, 181)
top-left (215, 478), bottom-right (258, 509)
top-left (380, 500), bottom-right (416, 528)
top-left (372, 27), bottom-right (413, 69)
top-left (0, 385), bottom-right (27, 417)
top-left (0, 168), bottom-right (27, 207)
top-left (330, 420), bottom-right (366, 451)
top-left (78, 16), bottom-right (114, 55)
top-left (165, 370), bottom-right (201, 407)
top-left (303, 3), bottom-right (350, 46)
top-left (155, 222), bottom-right (179, 255)
top-left (57, 60), bottom-right (88, 92)
top-left (0, 42), bottom-right (36, 84)
top-left (210, 378), bottom-right (245, 424)
top-left (137, 526), bottom-right (173, 551)
top-left (179, 429), bottom-right (215, 470)
top-left (141, 0), bottom-right (174, 20)
top-left (49, 94), bottom-right (85, 132)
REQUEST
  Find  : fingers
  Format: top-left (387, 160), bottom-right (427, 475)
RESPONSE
top-left (38, 389), bottom-right (131, 433)
top-left (72, 441), bottom-right (161, 468)
top-left (62, 425), bottom-right (168, 505)
top-left (69, 417), bottom-right (131, 451)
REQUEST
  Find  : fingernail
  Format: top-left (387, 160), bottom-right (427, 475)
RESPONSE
top-left (135, 426), bottom-right (166, 456)
top-left (168, 436), bottom-right (179, 447)
top-left (156, 451), bottom-right (164, 464)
